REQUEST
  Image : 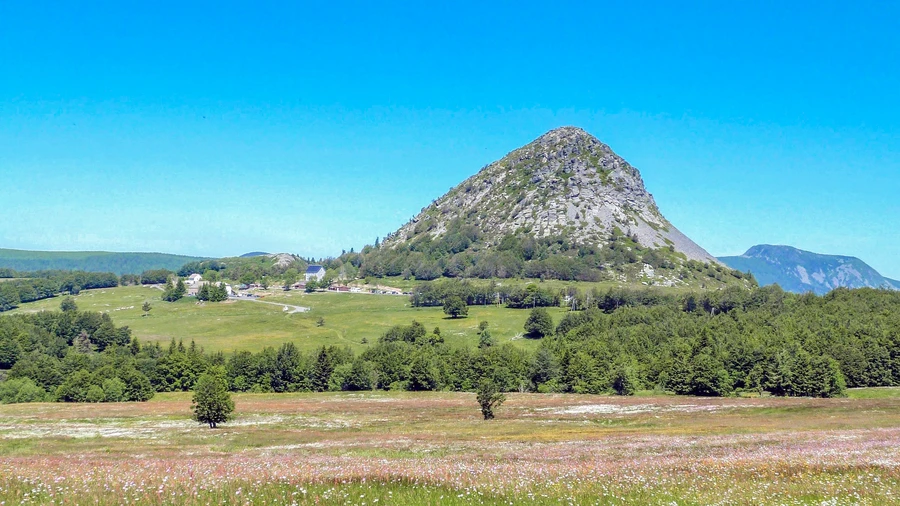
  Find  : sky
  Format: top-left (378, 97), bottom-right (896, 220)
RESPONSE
top-left (1, 1), bottom-right (898, 278)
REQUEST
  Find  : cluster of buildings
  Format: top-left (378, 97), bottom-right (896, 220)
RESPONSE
top-left (173, 265), bottom-right (406, 298)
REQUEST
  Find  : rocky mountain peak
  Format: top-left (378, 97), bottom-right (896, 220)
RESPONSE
top-left (384, 127), bottom-right (719, 264)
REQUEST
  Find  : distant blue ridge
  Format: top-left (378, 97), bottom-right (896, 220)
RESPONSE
top-left (719, 244), bottom-right (899, 295)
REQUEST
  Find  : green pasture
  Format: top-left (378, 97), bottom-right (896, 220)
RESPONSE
top-left (11, 286), bottom-right (565, 353)
top-left (847, 387), bottom-right (900, 399)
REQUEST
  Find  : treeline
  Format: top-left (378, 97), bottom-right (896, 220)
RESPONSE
top-left (336, 222), bottom-right (752, 284)
top-left (3, 286), bottom-right (899, 404)
top-left (0, 271), bottom-right (119, 312)
top-left (0, 299), bottom-right (153, 403)
top-left (409, 279), bottom-right (561, 308)
top-left (0, 249), bottom-right (207, 275)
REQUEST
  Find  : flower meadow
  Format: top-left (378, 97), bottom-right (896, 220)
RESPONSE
top-left (1, 392), bottom-right (899, 505)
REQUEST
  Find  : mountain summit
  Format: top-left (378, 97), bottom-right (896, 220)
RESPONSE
top-left (384, 127), bottom-right (717, 264)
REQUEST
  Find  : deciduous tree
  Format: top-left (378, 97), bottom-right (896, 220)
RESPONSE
top-left (443, 296), bottom-right (468, 318)
top-left (191, 368), bottom-right (234, 428)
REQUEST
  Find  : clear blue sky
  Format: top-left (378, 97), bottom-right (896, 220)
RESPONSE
top-left (1, 1), bottom-right (898, 277)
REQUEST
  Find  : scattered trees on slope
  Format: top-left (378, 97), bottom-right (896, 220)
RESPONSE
top-left (3, 286), bottom-right (900, 404)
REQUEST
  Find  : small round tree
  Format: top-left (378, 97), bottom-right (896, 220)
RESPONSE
top-left (60, 296), bottom-right (78, 313)
top-left (191, 368), bottom-right (234, 428)
top-left (524, 307), bottom-right (553, 338)
top-left (443, 296), bottom-right (468, 318)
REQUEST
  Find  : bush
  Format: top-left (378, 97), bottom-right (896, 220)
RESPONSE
top-left (524, 308), bottom-right (553, 338)
top-left (476, 379), bottom-right (506, 420)
top-left (119, 368), bottom-right (155, 401)
top-left (343, 358), bottom-right (375, 391)
top-left (102, 378), bottom-right (126, 402)
top-left (388, 380), bottom-right (410, 391)
top-left (611, 364), bottom-right (638, 396)
top-left (85, 385), bottom-right (105, 403)
top-left (0, 378), bottom-right (49, 404)
top-left (56, 369), bottom-right (93, 402)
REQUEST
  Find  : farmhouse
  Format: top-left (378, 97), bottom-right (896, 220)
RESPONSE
top-left (186, 273), bottom-right (203, 286)
top-left (305, 265), bottom-right (326, 282)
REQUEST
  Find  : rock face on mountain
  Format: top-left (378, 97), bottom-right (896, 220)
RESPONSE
top-left (384, 127), bottom-right (718, 264)
top-left (719, 245), bottom-right (900, 295)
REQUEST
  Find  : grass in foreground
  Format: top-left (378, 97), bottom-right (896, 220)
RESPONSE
top-left (1, 392), bottom-right (899, 504)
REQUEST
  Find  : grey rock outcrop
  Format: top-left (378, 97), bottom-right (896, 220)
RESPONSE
top-left (384, 127), bottom-right (719, 264)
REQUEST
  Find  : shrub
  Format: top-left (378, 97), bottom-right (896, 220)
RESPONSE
top-left (85, 385), bottom-right (105, 403)
top-left (102, 378), bottom-right (126, 402)
top-left (524, 308), bottom-right (553, 338)
top-left (476, 379), bottom-right (506, 420)
top-left (0, 378), bottom-right (48, 404)
top-left (611, 364), bottom-right (638, 396)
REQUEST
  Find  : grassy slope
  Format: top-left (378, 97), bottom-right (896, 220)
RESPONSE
top-left (10, 286), bottom-right (566, 353)
top-left (0, 248), bottom-right (207, 275)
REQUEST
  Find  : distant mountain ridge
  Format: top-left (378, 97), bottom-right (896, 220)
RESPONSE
top-left (0, 248), bottom-right (209, 275)
top-left (719, 245), bottom-right (899, 294)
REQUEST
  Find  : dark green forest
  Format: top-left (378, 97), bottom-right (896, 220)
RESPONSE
top-left (0, 249), bottom-right (207, 276)
top-left (0, 271), bottom-right (119, 311)
top-left (332, 223), bottom-right (753, 285)
top-left (2, 286), bottom-right (898, 403)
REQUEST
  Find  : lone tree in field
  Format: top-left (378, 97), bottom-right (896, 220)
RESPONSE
top-left (60, 296), bottom-right (77, 313)
top-left (476, 378), bottom-right (505, 420)
top-left (142, 301), bottom-right (151, 316)
top-left (443, 296), bottom-right (468, 318)
top-left (191, 368), bottom-right (234, 428)
top-left (524, 307), bottom-right (553, 338)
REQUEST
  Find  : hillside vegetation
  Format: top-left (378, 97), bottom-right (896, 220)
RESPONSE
top-left (4, 284), bottom-right (899, 403)
top-left (0, 248), bottom-right (207, 275)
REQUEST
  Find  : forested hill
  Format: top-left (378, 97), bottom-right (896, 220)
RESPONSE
top-left (719, 245), bottom-right (900, 295)
top-left (0, 249), bottom-right (208, 275)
